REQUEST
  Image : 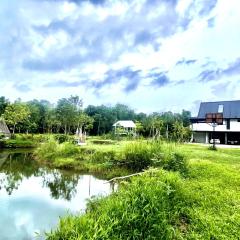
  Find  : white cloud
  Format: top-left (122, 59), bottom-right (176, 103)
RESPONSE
top-left (0, 0), bottom-right (239, 114)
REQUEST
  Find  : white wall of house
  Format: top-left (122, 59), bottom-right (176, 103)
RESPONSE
top-left (192, 120), bottom-right (240, 132)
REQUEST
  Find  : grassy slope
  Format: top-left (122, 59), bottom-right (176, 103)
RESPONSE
top-left (179, 144), bottom-right (240, 239)
top-left (46, 144), bottom-right (240, 239)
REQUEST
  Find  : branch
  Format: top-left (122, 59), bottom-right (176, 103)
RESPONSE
top-left (106, 172), bottom-right (144, 183)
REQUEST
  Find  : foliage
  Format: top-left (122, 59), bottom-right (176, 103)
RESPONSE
top-left (0, 96), bottom-right (192, 143)
top-left (54, 134), bottom-right (74, 144)
top-left (208, 144), bottom-right (217, 151)
top-left (172, 121), bottom-right (192, 142)
top-left (0, 96), bottom-right (9, 116)
top-left (121, 141), bottom-right (153, 171)
top-left (35, 138), bottom-right (187, 175)
top-left (0, 139), bottom-right (36, 148)
top-left (35, 138), bottom-right (59, 161)
top-left (3, 102), bottom-right (30, 134)
top-left (152, 151), bottom-right (188, 175)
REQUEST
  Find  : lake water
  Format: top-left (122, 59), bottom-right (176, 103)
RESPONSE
top-left (0, 150), bottom-right (112, 240)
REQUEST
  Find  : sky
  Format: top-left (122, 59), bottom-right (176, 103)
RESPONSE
top-left (0, 0), bottom-right (240, 115)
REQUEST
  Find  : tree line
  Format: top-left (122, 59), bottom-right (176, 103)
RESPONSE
top-left (0, 96), bottom-right (191, 141)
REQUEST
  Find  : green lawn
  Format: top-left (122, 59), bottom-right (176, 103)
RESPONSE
top-left (46, 143), bottom-right (240, 239)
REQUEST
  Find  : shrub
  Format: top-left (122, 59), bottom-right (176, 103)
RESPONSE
top-left (208, 145), bottom-right (217, 151)
top-left (152, 150), bottom-right (188, 175)
top-left (58, 142), bottom-right (80, 157)
top-left (0, 134), bottom-right (5, 140)
top-left (164, 153), bottom-right (188, 175)
top-left (53, 157), bottom-right (76, 169)
top-left (122, 142), bottom-right (153, 171)
top-left (91, 150), bottom-right (117, 163)
top-left (0, 139), bottom-right (36, 148)
top-left (35, 138), bottom-right (59, 161)
top-left (54, 134), bottom-right (73, 143)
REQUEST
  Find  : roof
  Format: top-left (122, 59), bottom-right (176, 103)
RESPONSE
top-left (0, 118), bottom-right (11, 135)
top-left (197, 100), bottom-right (240, 119)
top-left (113, 120), bottom-right (136, 128)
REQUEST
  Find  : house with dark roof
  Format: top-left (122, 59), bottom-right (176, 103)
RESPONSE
top-left (190, 100), bottom-right (240, 144)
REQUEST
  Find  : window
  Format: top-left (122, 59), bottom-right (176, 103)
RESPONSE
top-left (218, 104), bottom-right (224, 113)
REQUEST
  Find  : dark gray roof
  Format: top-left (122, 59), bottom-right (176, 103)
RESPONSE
top-left (198, 100), bottom-right (240, 119)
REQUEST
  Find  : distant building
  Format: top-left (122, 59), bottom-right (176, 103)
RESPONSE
top-left (190, 100), bottom-right (240, 144)
top-left (113, 120), bottom-right (136, 135)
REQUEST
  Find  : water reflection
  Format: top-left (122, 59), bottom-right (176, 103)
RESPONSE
top-left (0, 151), bottom-right (82, 200)
top-left (0, 150), bottom-right (111, 240)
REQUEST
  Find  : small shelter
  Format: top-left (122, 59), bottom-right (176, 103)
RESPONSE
top-left (113, 120), bottom-right (136, 135)
top-left (0, 118), bottom-right (11, 138)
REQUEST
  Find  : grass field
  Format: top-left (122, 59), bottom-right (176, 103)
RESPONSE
top-left (45, 143), bottom-right (240, 239)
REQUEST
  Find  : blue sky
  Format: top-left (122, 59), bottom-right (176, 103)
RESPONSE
top-left (0, 0), bottom-right (240, 115)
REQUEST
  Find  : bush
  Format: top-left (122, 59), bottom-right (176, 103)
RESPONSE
top-left (0, 139), bottom-right (36, 148)
top-left (53, 157), bottom-right (76, 169)
top-left (122, 142), bottom-right (153, 171)
top-left (35, 138), bottom-right (59, 161)
top-left (0, 134), bottom-right (5, 140)
top-left (58, 142), bottom-right (80, 157)
top-left (54, 134), bottom-right (74, 143)
top-left (91, 150), bottom-right (117, 163)
top-left (208, 145), bottom-right (217, 151)
top-left (152, 149), bottom-right (188, 175)
top-left (163, 153), bottom-right (188, 175)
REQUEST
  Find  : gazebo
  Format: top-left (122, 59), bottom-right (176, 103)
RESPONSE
top-left (0, 118), bottom-right (11, 138)
top-left (113, 120), bottom-right (136, 135)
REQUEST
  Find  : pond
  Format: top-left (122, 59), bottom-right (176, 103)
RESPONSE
top-left (0, 150), bottom-right (112, 240)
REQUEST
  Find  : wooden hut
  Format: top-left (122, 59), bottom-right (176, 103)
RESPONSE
top-left (0, 118), bottom-right (11, 138)
top-left (113, 120), bottom-right (136, 135)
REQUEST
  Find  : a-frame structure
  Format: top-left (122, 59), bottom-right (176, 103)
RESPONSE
top-left (0, 118), bottom-right (11, 137)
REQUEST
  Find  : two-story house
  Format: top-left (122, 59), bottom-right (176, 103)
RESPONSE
top-left (190, 100), bottom-right (240, 144)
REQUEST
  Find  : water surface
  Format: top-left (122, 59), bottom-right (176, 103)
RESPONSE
top-left (0, 150), bottom-right (112, 240)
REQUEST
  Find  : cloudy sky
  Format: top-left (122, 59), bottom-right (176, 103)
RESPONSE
top-left (0, 0), bottom-right (240, 114)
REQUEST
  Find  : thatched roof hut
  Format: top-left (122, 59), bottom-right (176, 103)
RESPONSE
top-left (0, 118), bottom-right (11, 137)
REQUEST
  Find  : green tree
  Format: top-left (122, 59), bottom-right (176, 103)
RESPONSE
top-left (0, 96), bottom-right (9, 116)
top-left (3, 102), bottom-right (30, 134)
top-left (76, 112), bottom-right (94, 135)
top-left (135, 120), bottom-right (144, 136)
top-left (172, 121), bottom-right (191, 142)
top-left (56, 97), bottom-right (80, 134)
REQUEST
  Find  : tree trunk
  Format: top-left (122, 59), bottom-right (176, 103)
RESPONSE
top-left (13, 124), bottom-right (16, 135)
top-left (97, 119), bottom-right (100, 135)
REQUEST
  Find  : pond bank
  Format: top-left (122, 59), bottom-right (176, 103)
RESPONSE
top-left (46, 144), bottom-right (240, 239)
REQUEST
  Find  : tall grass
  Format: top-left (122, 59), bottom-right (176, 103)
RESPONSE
top-left (35, 139), bottom-right (188, 176)
top-left (46, 169), bottom-right (186, 240)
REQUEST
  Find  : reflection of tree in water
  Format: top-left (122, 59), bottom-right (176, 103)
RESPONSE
top-left (41, 169), bottom-right (80, 201)
top-left (0, 152), bottom-right (39, 195)
top-left (0, 151), bottom-right (80, 200)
